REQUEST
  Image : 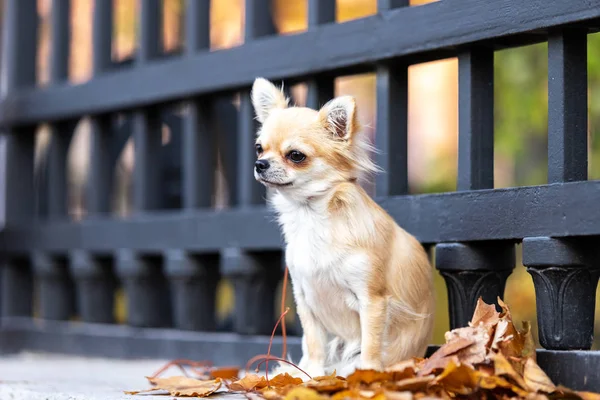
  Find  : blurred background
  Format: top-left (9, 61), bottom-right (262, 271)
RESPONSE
top-left (30, 0), bottom-right (600, 348)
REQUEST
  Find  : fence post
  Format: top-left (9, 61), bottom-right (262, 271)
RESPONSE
top-left (221, 0), bottom-right (281, 336)
top-left (0, 0), bottom-right (38, 318)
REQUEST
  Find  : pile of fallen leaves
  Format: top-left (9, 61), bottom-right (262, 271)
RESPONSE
top-left (126, 298), bottom-right (600, 399)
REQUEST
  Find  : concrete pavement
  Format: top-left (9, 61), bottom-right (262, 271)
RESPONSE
top-left (0, 352), bottom-right (246, 399)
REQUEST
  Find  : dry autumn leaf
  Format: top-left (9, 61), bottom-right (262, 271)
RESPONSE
top-left (523, 357), bottom-right (556, 394)
top-left (284, 386), bottom-right (328, 400)
top-left (490, 351), bottom-right (529, 390)
top-left (390, 375), bottom-right (435, 392)
top-left (306, 374), bottom-right (349, 393)
top-left (228, 374), bottom-right (268, 391)
top-left (210, 366), bottom-right (240, 380)
top-left (385, 359), bottom-right (417, 381)
top-left (126, 376), bottom-right (222, 397)
top-left (470, 297), bottom-right (501, 329)
top-left (268, 372), bottom-right (304, 387)
top-left (346, 369), bottom-right (393, 386)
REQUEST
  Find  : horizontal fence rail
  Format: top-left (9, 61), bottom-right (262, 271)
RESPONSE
top-left (0, 0), bottom-right (599, 392)
top-left (1, 180), bottom-right (600, 252)
top-left (1, 0), bottom-right (600, 126)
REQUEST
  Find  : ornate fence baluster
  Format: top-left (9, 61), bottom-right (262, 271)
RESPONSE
top-left (32, 252), bottom-right (74, 320)
top-left (436, 242), bottom-right (515, 328)
top-left (166, 249), bottom-right (219, 331)
top-left (523, 237), bottom-right (599, 350)
top-left (70, 250), bottom-right (114, 323)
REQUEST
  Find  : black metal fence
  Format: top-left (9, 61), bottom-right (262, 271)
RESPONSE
top-left (0, 0), bottom-right (599, 391)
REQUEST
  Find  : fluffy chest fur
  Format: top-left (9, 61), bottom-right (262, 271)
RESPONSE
top-left (273, 193), bottom-right (366, 340)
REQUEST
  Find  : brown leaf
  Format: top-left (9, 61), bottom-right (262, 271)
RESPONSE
top-left (284, 386), bottom-right (328, 400)
top-left (521, 321), bottom-right (537, 361)
top-left (419, 325), bottom-right (489, 376)
top-left (432, 361), bottom-right (480, 395)
top-left (209, 366), bottom-right (240, 380)
top-left (347, 369), bottom-right (394, 386)
top-left (391, 375), bottom-right (435, 392)
top-left (228, 374), bottom-right (267, 391)
top-left (477, 373), bottom-right (529, 397)
top-left (470, 297), bottom-right (501, 329)
top-left (268, 372), bottom-right (304, 387)
top-left (127, 376), bottom-right (222, 397)
top-left (386, 359), bottom-right (418, 381)
top-left (418, 338), bottom-right (473, 376)
top-left (491, 352), bottom-right (528, 390)
top-left (306, 374), bottom-right (348, 393)
top-left (261, 388), bottom-right (286, 400)
top-left (553, 386), bottom-right (600, 400)
top-left (523, 357), bottom-right (556, 394)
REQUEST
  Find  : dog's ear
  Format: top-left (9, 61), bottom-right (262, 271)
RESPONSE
top-left (318, 96), bottom-right (359, 141)
top-left (251, 78), bottom-right (288, 124)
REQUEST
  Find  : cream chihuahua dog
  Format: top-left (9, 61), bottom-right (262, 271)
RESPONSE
top-left (251, 78), bottom-right (435, 377)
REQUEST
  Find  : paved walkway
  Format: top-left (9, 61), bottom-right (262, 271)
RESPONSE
top-left (0, 352), bottom-right (246, 399)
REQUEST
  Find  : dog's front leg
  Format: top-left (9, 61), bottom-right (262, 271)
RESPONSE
top-left (295, 293), bottom-right (327, 377)
top-left (359, 295), bottom-right (387, 371)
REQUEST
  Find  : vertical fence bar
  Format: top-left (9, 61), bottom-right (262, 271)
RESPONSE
top-left (116, 0), bottom-right (171, 328)
top-left (436, 47), bottom-right (515, 329)
top-left (305, 0), bottom-right (335, 110)
top-left (547, 30), bottom-right (588, 184)
top-left (164, 0), bottom-right (219, 332)
top-left (523, 30), bottom-right (597, 350)
top-left (0, 0), bottom-right (38, 318)
top-left (47, 0), bottom-right (72, 218)
top-left (133, 0), bottom-right (162, 211)
top-left (37, 0), bottom-right (77, 321)
top-left (222, 0), bottom-right (280, 335)
top-left (88, 0), bottom-right (113, 214)
top-left (457, 48), bottom-right (494, 191)
top-left (71, 0), bottom-right (116, 324)
top-left (375, 0), bottom-right (408, 197)
top-left (182, 0), bottom-right (212, 209)
top-left (238, 0), bottom-right (274, 207)
top-left (375, 65), bottom-right (407, 196)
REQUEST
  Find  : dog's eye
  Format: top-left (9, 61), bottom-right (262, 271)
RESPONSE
top-left (288, 150), bottom-right (306, 163)
top-left (255, 143), bottom-right (263, 155)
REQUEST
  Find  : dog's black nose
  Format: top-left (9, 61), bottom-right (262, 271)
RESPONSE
top-left (255, 159), bottom-right (270, 173)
